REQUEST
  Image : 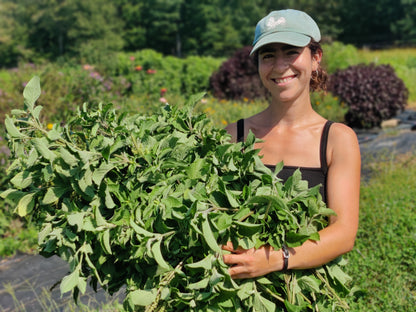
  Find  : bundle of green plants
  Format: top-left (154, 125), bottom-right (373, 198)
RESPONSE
top-left (2, 77), bottom-right (354, 311)
top-left (328, 63), bottom-right (409, 129)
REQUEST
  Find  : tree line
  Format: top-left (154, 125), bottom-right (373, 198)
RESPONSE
top-left (0, 0), bottom-right (414, 67)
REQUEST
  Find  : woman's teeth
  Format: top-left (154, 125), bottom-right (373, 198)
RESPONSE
top-left (275, 76), bottom-right (294, 83)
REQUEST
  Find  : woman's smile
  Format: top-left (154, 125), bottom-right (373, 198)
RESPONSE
top-left (272, 74), bottom-right (297, 85)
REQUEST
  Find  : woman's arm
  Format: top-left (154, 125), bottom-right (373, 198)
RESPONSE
top-left (222, 123), bottom-right (361, 279)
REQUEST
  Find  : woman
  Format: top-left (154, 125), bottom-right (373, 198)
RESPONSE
top-left (222, 9), bottom-right (361, 279)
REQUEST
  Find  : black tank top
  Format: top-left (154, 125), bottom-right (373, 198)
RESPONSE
top-left (236, 119), bottom-right (333, 204)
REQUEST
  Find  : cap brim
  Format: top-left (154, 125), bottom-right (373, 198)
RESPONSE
top-left (250, 32), bottom-right (311, 55)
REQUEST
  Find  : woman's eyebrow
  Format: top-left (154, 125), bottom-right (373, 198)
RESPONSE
top-left (258, 46), bottom-right (276, 54)
top-left (281, 45), bottom-right (299, 51)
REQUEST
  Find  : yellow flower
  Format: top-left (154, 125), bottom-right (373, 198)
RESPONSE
top-left (221, 119), bottom-right (228, 125)
top-left (47, 123), bottom-right (53, 130)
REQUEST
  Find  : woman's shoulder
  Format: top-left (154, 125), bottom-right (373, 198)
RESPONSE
top-left (329, 122), bottom-right (358, 142)
top-left (327, 122), bottom-right (361, 164)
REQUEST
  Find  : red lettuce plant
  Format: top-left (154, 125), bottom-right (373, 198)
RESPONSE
top-left (328, 63), bottom-right (408, 129)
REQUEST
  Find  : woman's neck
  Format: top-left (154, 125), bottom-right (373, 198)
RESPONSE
top-left (256, 93), bottom-right (318, 128)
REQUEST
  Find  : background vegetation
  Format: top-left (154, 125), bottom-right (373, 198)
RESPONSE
top-left (0, 0), bottom-right (415, 67)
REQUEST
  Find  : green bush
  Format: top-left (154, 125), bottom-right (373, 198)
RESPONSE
top-left (322, 42), bottom-right (361, 74)
top-left (328, 63), bottom-right (408, 129)
top-left (311, 92), bottom-right (348, 123)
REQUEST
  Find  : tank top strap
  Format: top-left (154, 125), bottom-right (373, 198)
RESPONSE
top-left (237, 119), bottom-right (245, 142)
top-left (320, 120), bottom-right (334, 175)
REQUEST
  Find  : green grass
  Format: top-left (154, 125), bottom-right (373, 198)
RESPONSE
top-left (345, 153), bottom-right (416, 311)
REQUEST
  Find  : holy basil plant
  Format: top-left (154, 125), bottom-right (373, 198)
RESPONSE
top-left (2, 76), bottom-right (355, 312)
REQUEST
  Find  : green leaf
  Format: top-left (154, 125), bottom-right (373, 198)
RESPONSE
top-left (327, 263), bottom-right (352, 285)
top-left (0, 189), bottom-right (26, 202)
top-left (77, 277), bottom-right (87, 294)
top-left (130, 218), bottom-right (154, 237)
top-left (93, 201), bottom-right (111, 228)
top-left (42, 187), bottom-right (68, 205)
top-left (92, 163), bottom-right (115, 185)
top-left (23, 76), bottom-right (41, 111)
top-left (32, 105), bottom-right (43, 120)
top-left (59, 147), bottom-right (78, 166)
top-left (218, 180), bottom-right (239, 208)
top-left (185, 255), bottom-right (213, 270)
top-left (32, 137), bottom-right (56, 161)
top-left (5, 116), bottom-right (27, 139)
top-left (129, 289), bottom-right (157, 306)
top-left (255, 277), bottom-right (273, 285)
top-left (67, 212), bottom-right (86, 231)
top-left (16, 193), bottom-right (36, 217)
top-left (186, 158), bottom-right (206, 180)
top-left (151, 238), bottom-right (171, 270)
top-left (234, 221), bottom-right (263, 236)
top-left (253, 291), bottom-right (276, 312)
top-left (188, 277), bottom-right (210, 290)
top-left (47, 129), bottom-right (61, 141)
top-left (60, 268), bottom-right (80, 294)
top-left (78, 169), bottom-right (95, 199)
top-left (104, 186), bottom-right (115, 209)
top-left (10, 171), bottom-right (33, 189)
top-left (201, 216), bottom-right (221, 253)
top-left (297, 275), bottom-right (321, 293)
top-left (284, 300), bottom-right (304, 312)
top-left (102, 229), bottom-right (112, 254)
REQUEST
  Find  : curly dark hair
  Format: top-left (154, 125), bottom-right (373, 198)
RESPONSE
top-left (308, 40), bottom-right (327, 92)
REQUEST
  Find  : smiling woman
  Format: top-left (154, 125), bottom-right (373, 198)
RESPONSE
top-left (224, 9), bottom-right (361, 280)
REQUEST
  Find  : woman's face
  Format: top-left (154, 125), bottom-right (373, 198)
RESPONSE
top-left (257, 43), bottom-right (320, 102)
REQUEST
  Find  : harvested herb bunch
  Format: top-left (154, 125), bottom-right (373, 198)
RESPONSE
top-left (2, 77), bottom-right (355, 311)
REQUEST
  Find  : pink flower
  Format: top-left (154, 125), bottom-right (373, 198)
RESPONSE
top-left (159, 97), bottom-right (168, 104)
top-left (146, 69), bottom-right (157, 74)
top-left (83, 64), bottom-right (93, 71)
top-left (130, 56), bottom-right (135, 61)
top-left (135, 65), bottom-right (143, 71)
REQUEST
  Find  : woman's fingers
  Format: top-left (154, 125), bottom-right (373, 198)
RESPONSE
top-left (221, 241), bottom-right (247, 253)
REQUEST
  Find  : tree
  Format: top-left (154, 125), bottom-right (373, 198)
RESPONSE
top-left (337, 0), bottom-right (403, 47)
top-left (67, 0), bottom-right (124, 58)
top-left (391, 0), bottom-right (416, 45)
top-left (115, 0), bottom-right (147, 51)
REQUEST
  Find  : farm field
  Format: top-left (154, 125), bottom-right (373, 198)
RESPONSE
top-left (0, 45), bottom-right (415, 311)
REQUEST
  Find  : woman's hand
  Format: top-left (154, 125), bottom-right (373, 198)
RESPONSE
top-left (222, 242), bottom-right (283, 279)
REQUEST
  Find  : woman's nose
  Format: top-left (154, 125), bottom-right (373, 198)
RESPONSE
top-left (272, 56), bottom-right (288, 72)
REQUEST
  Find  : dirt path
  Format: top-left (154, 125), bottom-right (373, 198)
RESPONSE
top-left (0, 253), bottom-right (124, 311)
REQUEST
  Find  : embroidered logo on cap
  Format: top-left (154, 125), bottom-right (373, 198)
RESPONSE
top-left (266, 17), bottom-right (286, 29)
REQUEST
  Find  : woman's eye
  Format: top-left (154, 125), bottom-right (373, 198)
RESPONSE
top-left (262, 53), bottom-right (274, 59)
top-left (287, 50), bottom-right (300, 55)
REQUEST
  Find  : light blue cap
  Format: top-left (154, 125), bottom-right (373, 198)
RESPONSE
top-left (251, 9), bottom-right (321, 55)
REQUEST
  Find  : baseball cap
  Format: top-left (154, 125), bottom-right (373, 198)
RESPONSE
top-left (250, 9), bottom-right (321, 55)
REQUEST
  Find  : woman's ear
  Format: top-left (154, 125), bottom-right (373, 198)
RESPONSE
top-left (312, 50), bottom-right (323, 71)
